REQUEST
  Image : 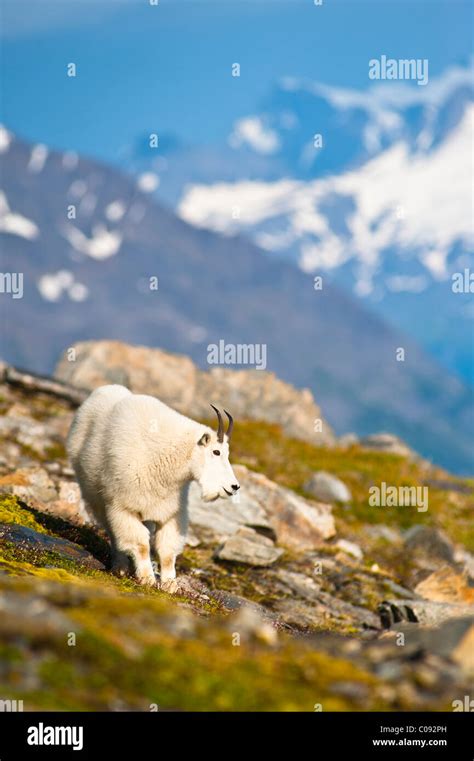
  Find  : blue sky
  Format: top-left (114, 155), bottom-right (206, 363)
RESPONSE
top-left (1, 0), bottom-right (472, 163)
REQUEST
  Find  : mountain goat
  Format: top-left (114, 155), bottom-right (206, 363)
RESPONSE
top-left (67, 385), bottom-right (239, 591)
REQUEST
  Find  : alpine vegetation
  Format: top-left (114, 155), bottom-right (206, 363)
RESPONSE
top-left (67, 385), bottom-right (239, 591)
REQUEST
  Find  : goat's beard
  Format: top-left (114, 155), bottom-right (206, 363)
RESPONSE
top-left (202, 492), bottom-right (220, 503)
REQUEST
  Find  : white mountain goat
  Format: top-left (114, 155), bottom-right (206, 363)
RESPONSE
top-left (67, 385), bottom-right (239, 591)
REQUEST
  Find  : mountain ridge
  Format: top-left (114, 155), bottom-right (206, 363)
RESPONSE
top-left (0, 130), bottom-right (472, 473)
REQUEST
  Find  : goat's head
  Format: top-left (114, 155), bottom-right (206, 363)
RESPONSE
top-left (191, 405), bottom-right (240, 502)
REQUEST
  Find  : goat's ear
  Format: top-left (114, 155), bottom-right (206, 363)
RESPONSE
top-left (198, 432), bottom-right (211, 447)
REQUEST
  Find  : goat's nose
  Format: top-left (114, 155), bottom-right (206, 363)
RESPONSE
top-left (231, 484), bottom-right (240, 491)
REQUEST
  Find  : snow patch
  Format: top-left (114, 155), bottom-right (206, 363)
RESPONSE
top-left (179, 104), bottom-right (474, 289)
top-left (137, 173), bottom-right (159, 193)
top-left (37, 270), bottom-right (88, 302)
top-left (0, 125), bottom-right (12, 154)
top-left (105, 200), bottom-right (126, 222)
top-left (0, 191), bottom-right (39, 240)
top-left (62, 223), bottom-right (122, 260)
top-left (27, 144), bottom-right (48, 173)
top-left (69, 180), bottom-right (88, 199)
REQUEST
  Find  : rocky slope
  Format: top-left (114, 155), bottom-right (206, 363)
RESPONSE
top-left (0, 359), bottom-right (473, 711)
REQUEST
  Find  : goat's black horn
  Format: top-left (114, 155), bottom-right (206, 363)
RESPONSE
top-left (224, 409), bottom-right (233, 440)
top-left (210, 404), bottom-right (224, 443)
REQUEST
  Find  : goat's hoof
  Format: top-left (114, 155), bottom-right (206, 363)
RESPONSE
top-left (160, 578), bottom-right (179, 594)
top-left (136, 573), bottom-right (157, 587)
top-left (112, 567), bottom-right (127, 578)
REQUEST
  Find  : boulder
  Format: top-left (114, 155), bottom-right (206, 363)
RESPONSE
top-left (54, 340), bottom-right (334, 446)
top-left (359, 433), bottom-right (414, 458)
top-left (188, 464), bottom-right (335, 551)
top-left (304, 471), bottom-right (351, 503)
top-left (215, 527), bottom-right (283, 567)
top-left (414, 567), bottom-right (474, 605)
top-left (404, 525), bottom-right (455, 564)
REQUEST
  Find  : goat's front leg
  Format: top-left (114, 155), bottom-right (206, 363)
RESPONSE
top-left (153, 511), bottom-right (187, 593)
top-left (107, 508), bottom-right (156, 586)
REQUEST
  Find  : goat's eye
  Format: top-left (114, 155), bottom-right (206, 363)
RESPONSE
top-left (213, 450), bottom-right (221, 456)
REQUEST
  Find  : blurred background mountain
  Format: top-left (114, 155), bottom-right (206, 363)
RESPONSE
top-left (0, 0), bottom-right (472, 473)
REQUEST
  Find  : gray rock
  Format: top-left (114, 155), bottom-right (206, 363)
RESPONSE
top-left (364, 524), bottom-right (402, 544)
top-left (359, 433), bottom-right (414, 458)
top-left (189, 464), bottom-right (335, 551)
top-left (215, 527), bottom-right (283, 567)
top-left (379, 598), bottom-right (474, 628)
top-left (380, 616), bottom-right (474, 674)
top-left (274, 569), bottom-right (321, 600)
top-left (304, 471), bottom-right (351, 503)
top-left (338, 433), bottom-right (359, 447)
top-left (454, 548), bottom-right (474, 581)
top-left (274, 569), bottom-right (380, 630)
top-left (0, 466), bottom-right (58, 504)
top-left (336, 539), bottom-right (363, 559)
top-left (404, 525), bottom-right (455, 563)
top-left (188, 475), bottom-right (273, 539)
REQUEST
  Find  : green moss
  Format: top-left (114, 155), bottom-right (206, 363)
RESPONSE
top-left (0, 572), bottom-right (382, 711)
top-left (0, 494), bottom-right (48, 533)
top-left (17, 441), bottom-right (46, 462)
top-left (0, 553), bottom-right (82, 583)
top-left (44, 443), bottom-right (67, 461)
top-left (229, 421), bottom-right (474, 550)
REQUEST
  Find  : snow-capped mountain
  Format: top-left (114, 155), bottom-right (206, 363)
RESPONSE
top-left (134, 63), bottom-right (473, 383)
top-left (0, 129), bottom-right (473, 474)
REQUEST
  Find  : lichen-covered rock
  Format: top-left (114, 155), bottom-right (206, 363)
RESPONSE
top-left (0, 522), bottom-right (104, 570)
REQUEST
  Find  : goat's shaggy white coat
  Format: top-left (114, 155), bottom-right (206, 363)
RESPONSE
top-left (67, 384), bottom-right (238, 590)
